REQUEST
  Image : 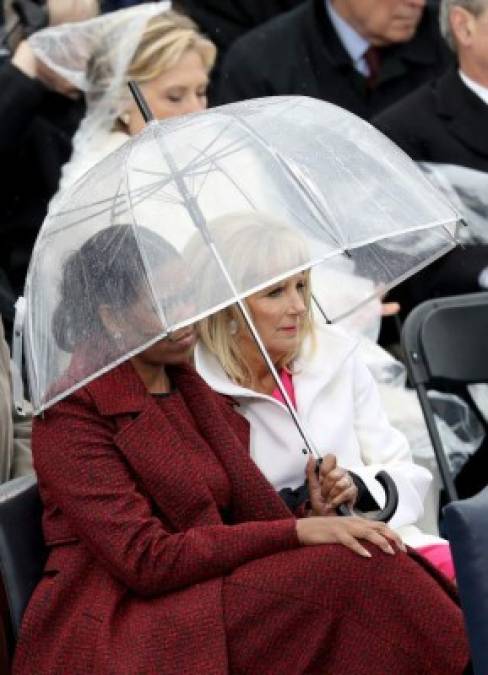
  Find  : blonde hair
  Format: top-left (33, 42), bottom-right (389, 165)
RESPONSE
top-left (192, 212), bottom-right (316, 387)
top-left (127, 10), bottom-right (216, 84)
top-left (87, 10), bottom-right (216, 118)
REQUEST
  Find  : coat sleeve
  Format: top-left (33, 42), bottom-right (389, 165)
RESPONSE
top-left (348, 355), bottom-right (432, 530)
top-left (33, 393), bottom-right (299, 598)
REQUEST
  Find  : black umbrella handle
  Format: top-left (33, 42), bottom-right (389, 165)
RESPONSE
top-left (315, 459), bottom-right (399, 523)
top-left (336, 471), bottom-right (399, 523)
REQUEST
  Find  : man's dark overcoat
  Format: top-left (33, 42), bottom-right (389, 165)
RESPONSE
top-left (374, 68), bottom-right (488, 320)
top-left (374, 67), bottom-right (488, 172)
top-left (216, 0), bottom-right (451, 119)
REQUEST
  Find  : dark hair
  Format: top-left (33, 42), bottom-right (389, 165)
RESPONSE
top-left (52, 224), bottom-right (179, 352)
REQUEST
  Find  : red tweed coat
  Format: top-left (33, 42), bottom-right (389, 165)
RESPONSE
top-left (13, 361), bottom-right (468, 674)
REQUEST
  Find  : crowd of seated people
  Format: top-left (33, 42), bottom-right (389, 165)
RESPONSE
top-left (0, 0), bottom-right (486, 672)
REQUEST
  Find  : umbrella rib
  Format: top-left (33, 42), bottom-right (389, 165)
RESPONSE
top-left (148, 125), bottom-right (320, 458)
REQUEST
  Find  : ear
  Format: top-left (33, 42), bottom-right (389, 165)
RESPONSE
top-left (450, 6), bottom-right (476, 48)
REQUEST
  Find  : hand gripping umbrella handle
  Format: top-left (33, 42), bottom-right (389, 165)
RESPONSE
top-left (336, 471), bottom-right (399, 523)
top-left (315, 459), bottom-right (399, 523)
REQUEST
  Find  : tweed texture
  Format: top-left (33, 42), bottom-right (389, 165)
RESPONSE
top-left (13, 361), bottom-right (468, 674)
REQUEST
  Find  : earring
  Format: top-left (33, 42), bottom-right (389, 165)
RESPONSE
top-left (113, 330), bottom-right (123, 342)
top-left (228, 319), bottom-right (238, 336)
top-left (119, 112), bottom-right (130, 126)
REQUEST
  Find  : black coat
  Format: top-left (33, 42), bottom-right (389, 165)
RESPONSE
top-left (216, 0), bottom-right (451, 119)
top-left (373, 68), bottom-right (488, 330)
top-left (0, 62), bottom-right (84, 297)
top-left (175, 0), bottom-right (305, 55)
top-left (373, 68), bottom-right (488, 172)
top-left (175, 0), bottom-right (305, 101)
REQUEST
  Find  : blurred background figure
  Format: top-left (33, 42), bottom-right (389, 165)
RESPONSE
top-left (374, 0), bottom-right (488, 332)
top-left (215, 0), bottom-right (451, 119)
top-left (0, 0), bottom-right (98, 337)
top-left (38, 6), bottom-right (216, 196)
top-left (0, 315), bottom-right (32, 482)
top-left (374, 0), bottom-right (488, 170)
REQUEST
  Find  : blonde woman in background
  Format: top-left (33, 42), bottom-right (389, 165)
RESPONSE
top-left (34, 4), bottom-right (217, 195)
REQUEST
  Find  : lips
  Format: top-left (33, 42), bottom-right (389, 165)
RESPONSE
top-left (167, 329), bottom-right (196, 347)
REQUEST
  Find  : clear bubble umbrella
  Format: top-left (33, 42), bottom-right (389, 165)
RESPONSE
top-left (419, 162), bottom-right (488, 245)
top-left (14, 96), bottom-right (460, 510)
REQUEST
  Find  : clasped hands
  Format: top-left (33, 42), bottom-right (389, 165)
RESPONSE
top-left (306, 453), bottom-right (358, 517)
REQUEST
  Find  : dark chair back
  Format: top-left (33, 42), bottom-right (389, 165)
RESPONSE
top-left (401, 292), bottom-right (488, 501)
top-left (0, 476), bottom-right (46, 665)
top-left (444, 488), bottom-right (488, 675)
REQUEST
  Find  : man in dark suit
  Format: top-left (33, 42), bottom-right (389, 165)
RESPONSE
top-left (216, 0), bottom-right (451, 119)
top-left (374, 0), bottom-right (488, 171)
top-left (374, 0), bottom-right (488, 340)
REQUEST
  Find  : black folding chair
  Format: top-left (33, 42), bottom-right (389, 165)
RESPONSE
top-left (444, 487), bottom-right (488, 675)
top-left (0, 476), bottom-right (46, 669)
top-left (401, 292), bottom-right (488, 502)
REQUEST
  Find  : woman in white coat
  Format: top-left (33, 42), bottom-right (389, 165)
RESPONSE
top-left (193, 213), bottom-right (454, 578)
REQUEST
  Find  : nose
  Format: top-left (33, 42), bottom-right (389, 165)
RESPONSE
top-left (184, 94), bottom-right (206, 115)
top-left (288, 290), bottom-right (306, 316)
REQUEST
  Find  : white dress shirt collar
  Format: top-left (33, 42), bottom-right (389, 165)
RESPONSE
top-left (325, 0), bottom-right (370, 76)
top-left (459, 70), bottom-right (488, 106)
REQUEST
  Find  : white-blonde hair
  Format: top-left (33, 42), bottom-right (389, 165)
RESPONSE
top-left (88, 10), bottom-right (216, 110)
top-left (126, 10), bottom-right (216, 83)
top-left (439, 0), bottom-right (488, 50)
top-left (190, 212), bottom-right (316, 387)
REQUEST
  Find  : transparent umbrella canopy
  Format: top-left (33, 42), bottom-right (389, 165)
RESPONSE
top-left (16, 96), bottom-right (460, 418)
top-left (419, 162), bottom-right (488, 245)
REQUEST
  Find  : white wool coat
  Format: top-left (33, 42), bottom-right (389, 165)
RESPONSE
top-left (195, 326), bottom-right (442, 547)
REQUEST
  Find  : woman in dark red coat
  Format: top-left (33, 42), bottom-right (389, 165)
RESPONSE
top-left (13, 227), bottom-right (469, 674)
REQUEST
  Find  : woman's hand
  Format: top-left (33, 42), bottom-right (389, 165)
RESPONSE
top-left (306, 455), bottom-right (357, 516)
top-left (296, 516), bottom-right (406, 558)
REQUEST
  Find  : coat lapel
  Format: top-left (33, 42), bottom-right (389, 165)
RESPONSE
top-left (172, 365), bottom-right (293, 522)
top-left (436, 68), bottom-right (488, 157)
top-left (87, 360), bottom-right (291, 530)
top-left (88, 361), bottom-right (222, 531)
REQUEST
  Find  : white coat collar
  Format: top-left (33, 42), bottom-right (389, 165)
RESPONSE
top-left (194, 325), bottom-right (359, 405)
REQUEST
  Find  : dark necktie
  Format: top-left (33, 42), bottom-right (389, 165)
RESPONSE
top-left (364, 46), bottom-right (382, 89)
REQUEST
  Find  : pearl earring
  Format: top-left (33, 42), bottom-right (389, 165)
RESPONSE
top-left (120, 112), bottom-right (130, 126)
top-left (229, 319), bottom-right (238, 336)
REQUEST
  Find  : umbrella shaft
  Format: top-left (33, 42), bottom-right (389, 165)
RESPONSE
top-left (209, 243), bottom-right (320, 459)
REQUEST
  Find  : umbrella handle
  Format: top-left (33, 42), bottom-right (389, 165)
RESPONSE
top-left (336, 471), bottom-right (399, 523)
top-left (314, 459), bottom-right (399, 523)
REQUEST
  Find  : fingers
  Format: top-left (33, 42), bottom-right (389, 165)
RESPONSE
top-left (318, 453), bottom-right (336, 476)
top-left (330, 485), bottom-right (357, 508)
top-left (322, 470), bottom-right (357, 507)
top-left (306, 456), bottom-right (319, 486)
top-left (375, 524), bottom-right (407, 552)
top-left (353, 520), bottom-right (407, 554)
top-left (361, 529), bottom-right (396, 555)
top-left (339, 533), bottom-right (372, 558)
top-left (381, 301), bottom-right (401, 316)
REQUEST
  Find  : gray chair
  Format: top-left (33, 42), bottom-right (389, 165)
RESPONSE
top-left (444, 488), bottom-right (488, 675)
top-left (0, 476), bottom-right (45, 668)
